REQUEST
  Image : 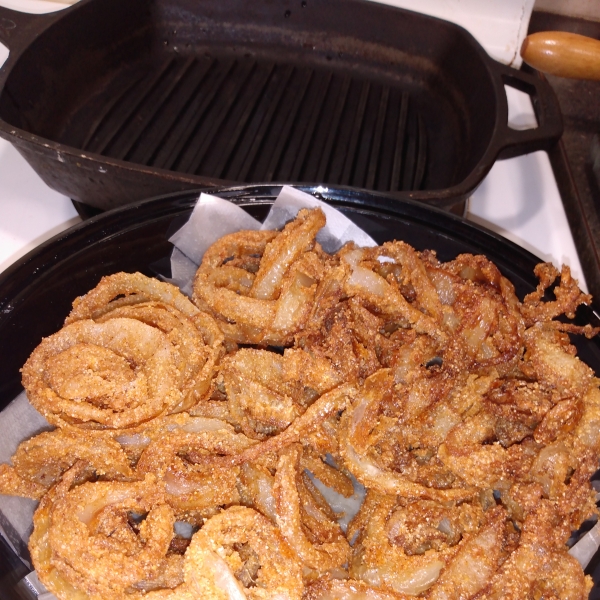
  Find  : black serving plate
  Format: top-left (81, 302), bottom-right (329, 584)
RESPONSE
top-left (1, 184), bottom-right (600, 598)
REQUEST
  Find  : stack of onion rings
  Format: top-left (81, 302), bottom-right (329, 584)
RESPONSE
top-left (193, 208), bottom-right (329, 345)
top-left (22, 273), bottom-right (224, 429)
top-left (0, 208), bottom-right (598, 599)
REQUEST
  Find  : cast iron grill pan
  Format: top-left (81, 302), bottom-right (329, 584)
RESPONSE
top-left (0, 0), bottom-right (562, 211)
top-left (80, 56), bottom-right (427, 193)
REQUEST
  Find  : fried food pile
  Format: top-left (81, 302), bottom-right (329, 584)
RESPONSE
top-left (2, 207), bottom-right (600, 600)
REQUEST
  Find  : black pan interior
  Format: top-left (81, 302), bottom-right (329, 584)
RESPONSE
top-left (0, 0), bottom-right (498, 194)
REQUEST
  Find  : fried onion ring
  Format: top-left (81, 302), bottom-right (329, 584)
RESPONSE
top-left (0, 428), bottom-right (133, 499)
top-left (29, 463), bottom-right (94, 600)
top-left (273, 444), bottom-right (350, 572)
top-left (481, 501), bottom-right (593, 599)
top-left (183, 505), bottom-right (303, 600)
top-left (339, 370), bottom-right (477, 503)
top-left (136, 419), bottom-right (256, 513)
top-left (96, 305), bottom-right (224, 413)
top-left (65, 272), bottom-right (200, 323)
top-left (61, 272), bottom-right (225, 415)
top-left (198, 384), bottom-right (355, 469)
top-left (221, 347), bottom-right (342, 440)
top-left (22, 318), bottom-right (183, 430)
top-left (43, 475), bottom-right (174, 599)
top-left (193, 208), bottom-right (327, 345)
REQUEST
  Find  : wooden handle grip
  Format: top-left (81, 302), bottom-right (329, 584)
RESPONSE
top-left (521, 31), bottom-right (600, 80)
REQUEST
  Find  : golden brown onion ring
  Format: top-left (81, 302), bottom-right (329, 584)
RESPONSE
top-left (436, 407), bottom-right (538, 491)
top-left (522, 324), bottom-right (594, 400)
top-left (182, 506), bottom-right (303, 600)
top-left (273, 444), bottom-right (350, 571)
top-left (349, 493), bottom-right (446, 596)
top-left (65, 271), bottom-right (200, 323)
top-left (482, 501), bottom-right (592, 599)
top-left (196, 230), bottom-right (278, 276)
top-left (300, 446), bottom-right (355, 499)
top-left (194, 255), bottom-right (323, 346)
top-left (64, 272), bottom-right (225, 413)
top-left (0, 428), bottom-right (133, 499)
top-left (112, 304), bottom-right (222, 412)
top-left (22, 318), bottom-right (182, 430)
top-left (426, 506), bottom-right (507, 600)
top-left (29, 463), bottom-right (92, 600)
top-left (221, 347), bottom-right (342, 440)
top-left (348, 492), bottom-right (505, 598)
top-left (377, 241), bottom-right (445, 323)
top-left (136, 422), bottom-right (256, 513)
top-left (339, 245), bottom-right (445, 344)
top-left (339, 370), bottom-right (476, 503)
top-left (223, 352), bottom-right (303, 440)
top-left (521, 263), bottom-right (598, 328)
top-left (250, 207), bottom-right (326, 300)
top-left (43, 475), bottom-right (174, 599)
top-left (93, 305), bottom-right (224, 413)
top-left (112, 413), bottom-right (196, 464)
top-left (423, 253), bottom-right (525, 374)
top-left (238, 461), bottom-right (278, 522)
top-left (193, 209), bottom-right (327, 345)
top-left (197, 384), bottom-right (355, 469)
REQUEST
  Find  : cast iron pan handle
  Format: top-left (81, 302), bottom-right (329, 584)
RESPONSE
top-left (0, 5), bottom-right (55, 51)
top-left (492, 62), bottom-right (563, 160)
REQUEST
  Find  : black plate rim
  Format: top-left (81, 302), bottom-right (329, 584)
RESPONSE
top-left (0, 183), bottom-right (549, 306)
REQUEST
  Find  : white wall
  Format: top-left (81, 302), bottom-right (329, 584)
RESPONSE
top-left (534, 0), bottom-right (599, 21)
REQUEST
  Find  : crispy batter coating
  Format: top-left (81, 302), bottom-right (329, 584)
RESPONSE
top-left (273, 444), bottom-right (351, 572)
top-left (0, 429), bottom-right (133, 499)
top-left (181, 506), bottom-right (304, 600)
top-left (220, 348), bottom-right (342, 439)
top-left (23, 273), bottom-right (224, 430)
top-left (193, 208), bottom-right (328, 345)
top-left (136, 422), bottom-right (253, 515)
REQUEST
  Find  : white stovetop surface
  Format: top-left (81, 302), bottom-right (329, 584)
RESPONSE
top-left (0, 0), bottom-right (587, 292)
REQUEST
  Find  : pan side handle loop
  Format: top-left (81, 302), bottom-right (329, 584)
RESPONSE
top-left (0, 6), bottom-right (48, 52)
top-left (493, 63), bottom-right (563, 160)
